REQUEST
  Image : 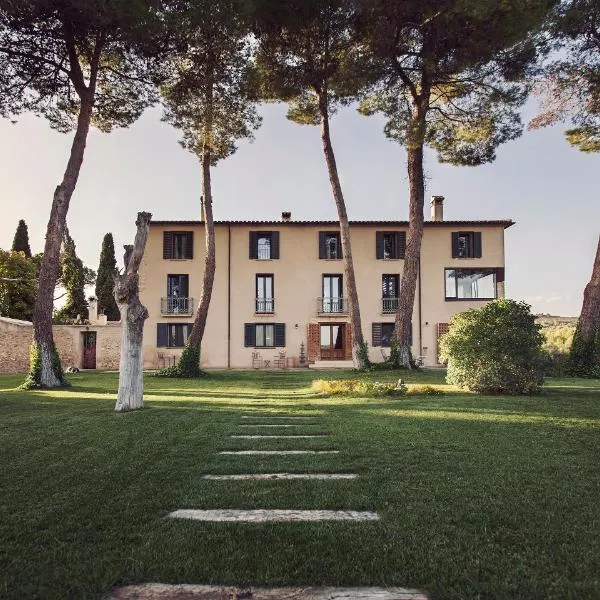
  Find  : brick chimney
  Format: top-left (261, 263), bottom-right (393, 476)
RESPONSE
top-left (281, 211), bottom-right (291, 222)
top-left (430, 196), bottom-right (444, 221)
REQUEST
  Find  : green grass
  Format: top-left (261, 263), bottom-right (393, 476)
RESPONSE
top-left (1, 369), bottom-right (599, 599)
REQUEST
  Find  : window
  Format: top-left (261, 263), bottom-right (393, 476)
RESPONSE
top-left (244, 323), bottom-right (286, 347)
top-left (156, 323), bottom-right (193, 347)
top-left (451, 231), bottom-right (482, 258)
top-left (163, 275), bottom-right (190, 313)
top-left (376, 231), bottom-right (406, 259)
top-left (372, 322), bottom-right (412, 347)
top-left (319, 232), bottom-right (343, 259)
top-left (322, 274), bottom-right (345, 312)
top-left (249, 231), bottom-right (280, 259)
top-left (382, 274), bottom-right (399, 313)
top-left (445, 268), bottom-right (497, 300)
top-left (163, 231), bottom-right (193, 259)
top-left (256, 274), bottom-right (274, 313)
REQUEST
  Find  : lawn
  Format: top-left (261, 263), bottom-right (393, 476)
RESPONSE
top-left (1, 369), bottom-right (599, 600)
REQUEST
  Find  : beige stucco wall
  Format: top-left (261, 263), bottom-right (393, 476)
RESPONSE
top-left (0, 317), bottom-right (121, 374)
top-left (140, 221), bottom-right (508, 369)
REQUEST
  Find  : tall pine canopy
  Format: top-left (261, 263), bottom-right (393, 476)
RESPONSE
top-left (95, 233), bottom-right (119, 321)
top-left (12, 219), bottom-right (31, 257)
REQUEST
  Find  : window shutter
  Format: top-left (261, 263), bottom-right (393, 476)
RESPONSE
top-left (271, 231), bottom-right (280, 259)
top-left (376, 232), bottom-right (384, 259)
top-left (244, 323), bottom-right (256, 347)
top-left (318, 232), bottom-right (326, 259)
top-left (451, 232), bottom-right (460, 258)
top-left (249, 232), bottom-right (258, 259)
top-left (274, 323), bottom-right (286, 347)
top-left (397, 232), bottom-right (406, 258)
top-left (157, 323), bottom-right (168, 347)
top-left (372, 322), bottom-right (382, 347)
top-left (180, 275), bottom-right (189, 297)
top-left (473, 232), bottom-right (482, 258)
top-left (496, 267), bottom-right (505, 283)
top-left (163, 232), bottom-right (173, 259)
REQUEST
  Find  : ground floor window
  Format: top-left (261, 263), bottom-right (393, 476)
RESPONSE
top-left (372, 322), bottom-right (412, 347)
top-left (157, 323), bottom-right (193, 348)
top-left (244, 323), bottom-right (286, 347)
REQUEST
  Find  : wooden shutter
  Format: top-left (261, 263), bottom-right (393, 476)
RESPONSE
top-left (244, 323), bottom-right (255, 347)
top-left (375, 232), bottom-right (384, 259)
top-left (344, 324), bottom-right (353, 359)
top-left (451, 232), bottom-right (460, 258)
top-left (372, 322), bottom-right (382, 347)
top-left (157, 323), bottom-right (168, 347)
top-left (307, 323), bottom-right (320, 362)
top-left (271, 231), bottom-right (280, 259)
top-left (397, 232), bottom-right (406, 258)
top-left (274, 323), bottom-right (286, 347)
top-left (473, 232), bottom-right (482, 258)
top-left (496, 267), bottom-right (505, 283)
top-left (163, 232), bottom-right (173, 259)
top-left (249, 232), bottom-right (258, 259)
top-left (185, 232), bottom-right (194, 259)
top-left (318, 232), bottom-right (327, 259)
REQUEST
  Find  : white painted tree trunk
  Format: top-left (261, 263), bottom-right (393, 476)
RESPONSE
top-left (114, 212), bottom-right (151, 412)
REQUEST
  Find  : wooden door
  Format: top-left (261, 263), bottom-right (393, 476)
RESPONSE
top-left (82, 332), bottom-right (97, 369)
top-left (320, 324), bottom-right (345, 360)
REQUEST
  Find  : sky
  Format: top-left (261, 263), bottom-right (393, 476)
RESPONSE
top-left (0, 101), bottom-right (598, 317)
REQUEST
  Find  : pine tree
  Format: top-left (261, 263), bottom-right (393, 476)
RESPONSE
top-left (11, 219), bottom-right (31, 257)
top-left (54, 227), bottom-right (87, 322)
top-left (95, 233), bottom-right (119, 321)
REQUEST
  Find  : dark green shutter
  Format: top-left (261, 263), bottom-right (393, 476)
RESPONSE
top-left (473, 232), bottom-right (482, 258)
top-left (376, 232), bottom-right (384, 259)
top-left (186, 232), bottom-right (194, 259)
top-left (451, 232), bottom-right (460, 258)
top-left (397, 232), bottom-right (406, 258)
top-left (163, 232), bottom-right (173, 259)
top-left (372, 322), bottom-right (382, 347)
top-left (318, 232), bottom-right (326, 259)
top-left (249, 232), bottom-right (258, 259)
top-left (244, 323), bottom-right (255, 347)
top-left (271, 231), bottom-right (280, 259)
top-left (157, 323), bottom-right (168, 347)
top-left (274, 323), bottom-right (286, 347)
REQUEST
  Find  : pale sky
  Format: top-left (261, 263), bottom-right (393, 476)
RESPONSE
top-left (0, 101), bottom-right (598, 316)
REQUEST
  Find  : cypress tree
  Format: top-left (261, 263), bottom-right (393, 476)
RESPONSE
top-left (12, 219), bottom-right (31, 257)
top-left (95, 233), bottom-right (119, 321)
top-left (54, 227), bottom-right (87, 321)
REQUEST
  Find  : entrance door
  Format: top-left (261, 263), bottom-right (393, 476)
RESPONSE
top-left (320, 324), bottom-right (345, 360)
top-left (82, 332), bottom-right (97, 369)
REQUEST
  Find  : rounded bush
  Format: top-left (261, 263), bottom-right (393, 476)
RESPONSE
top-left (439, 299), bottom-right (544, 394)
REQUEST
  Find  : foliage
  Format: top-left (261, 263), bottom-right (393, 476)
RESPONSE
top-left (539, 325), bottom-right (576, 375)
top-left (20, 341), bottom-right (68, 389)
top-left (95, 233), bottom-right (119, 321)
top-left (11, 219), bottom-right (31, 257)
top-left (311, 378), bottom-right (405, 396)
top-left (440, 299), bottom-right (545, 394)
top-left (356, 340), bottom-right (372, 370)
top-left (0, 249), bottom-right (37, 321)
top-left (568, 323), bottom-right (600, 377)
top-left (406, 384), bottom-right (445, 396)
top-left (54, 228), bottom-right (87, 322)
top-left (154, 344), bottom-right (205, 378)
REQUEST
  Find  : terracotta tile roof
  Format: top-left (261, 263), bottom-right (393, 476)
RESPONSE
top-left (150, 219), bottom-right (515, 228)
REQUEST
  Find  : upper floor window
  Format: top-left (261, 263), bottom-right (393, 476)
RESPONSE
top-left (376, 231), bottom-right (406, 259)
top-left (249, 231), bottom-right (280, 260)
top-left (163, 231), bottom-right (193, 259)
top-left (319, 232), bottom-right (342, 259)
top-left (451, 231), bottom-right (482, 259)
top-left (382, 274), bottom-right (399, 313)
top-left (445, 268), bottom-right (496, 300)
top-left (256, 274), bottom-right (274, 313)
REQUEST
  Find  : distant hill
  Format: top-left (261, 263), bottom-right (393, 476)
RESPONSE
top-left (535, 314), bottom-right (578, 328)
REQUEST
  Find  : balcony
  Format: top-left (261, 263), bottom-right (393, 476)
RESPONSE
top-left (257, 246), bottom-right (271, 260)
top-left (382, 297), bottom-right (399, 313)
top-left (255, 298), bottom-right (275, 314)
top-left (161, 297), bottom-right (194, 315)
top-left (317, 297), bottom-right (348, 315)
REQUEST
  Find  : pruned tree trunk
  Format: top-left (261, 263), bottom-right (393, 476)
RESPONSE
top-left (114, 212), bottom-right (151, 412)
top-left (569, 234), bottom-right (600, 374)
top-left (27, 99), bottom-right (94, 388)
top-left (317, 90), bottom-right (366, 369)
top-left (393, 105), bottom-right (427, 369)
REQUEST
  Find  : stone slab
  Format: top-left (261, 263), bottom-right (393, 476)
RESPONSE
top-left (239, 424), bottom-right (303, 428)
top-left (202, 473), bottom-right (358, 480)
top-left (108, 584), bottom-right (428, 599)
top-left (242, 416), bottom-right (317, 420)
top-left (219, 450), bottom-right (339, 455)
top-left (230, 435), bottom-right (327, 439)
top-left (168, 509), bottom-right (380, 522)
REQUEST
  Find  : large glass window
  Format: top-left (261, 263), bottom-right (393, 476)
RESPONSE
top-left (322, 275), bottom-right (344, 312)
top-left (445, 268), bottom-right (496, 300)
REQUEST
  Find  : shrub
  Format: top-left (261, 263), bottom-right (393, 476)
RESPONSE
top-left (154, 344), bottom-right (206, 378)
top-left (311, 378), bottom-right (406, 397)
top-left (540, 325), bottom-right (576, 376)
top-left (439, 299), bottom-right (545, 395)
top-left (406, 384), bottom-right (445, 396)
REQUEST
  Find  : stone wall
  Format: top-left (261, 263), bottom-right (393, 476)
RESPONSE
top-left (0, 317), bottom-right (122, 374)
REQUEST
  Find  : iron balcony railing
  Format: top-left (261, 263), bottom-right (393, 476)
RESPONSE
top-left (255, 298), bottom-right (275, 313)
top-left (161, 297), bottom-right (194, 315)
top-left (257, 246), bottom-right (271, 260)
top-left (317, 297), bottom-right (348, 314)
top-left (382, 297), bottom-right (399, 313)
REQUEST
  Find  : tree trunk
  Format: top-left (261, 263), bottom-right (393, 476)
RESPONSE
top-left (114, 212), bottom-right (151, 412)
top-left (28, 99), bottom-right (94, 388)
top-left (317, 91), bottom-right (366, 369)
top-left (393, 105), bottom-right (427, 369)
top-left (569, 235), bottom-right (600, 373)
